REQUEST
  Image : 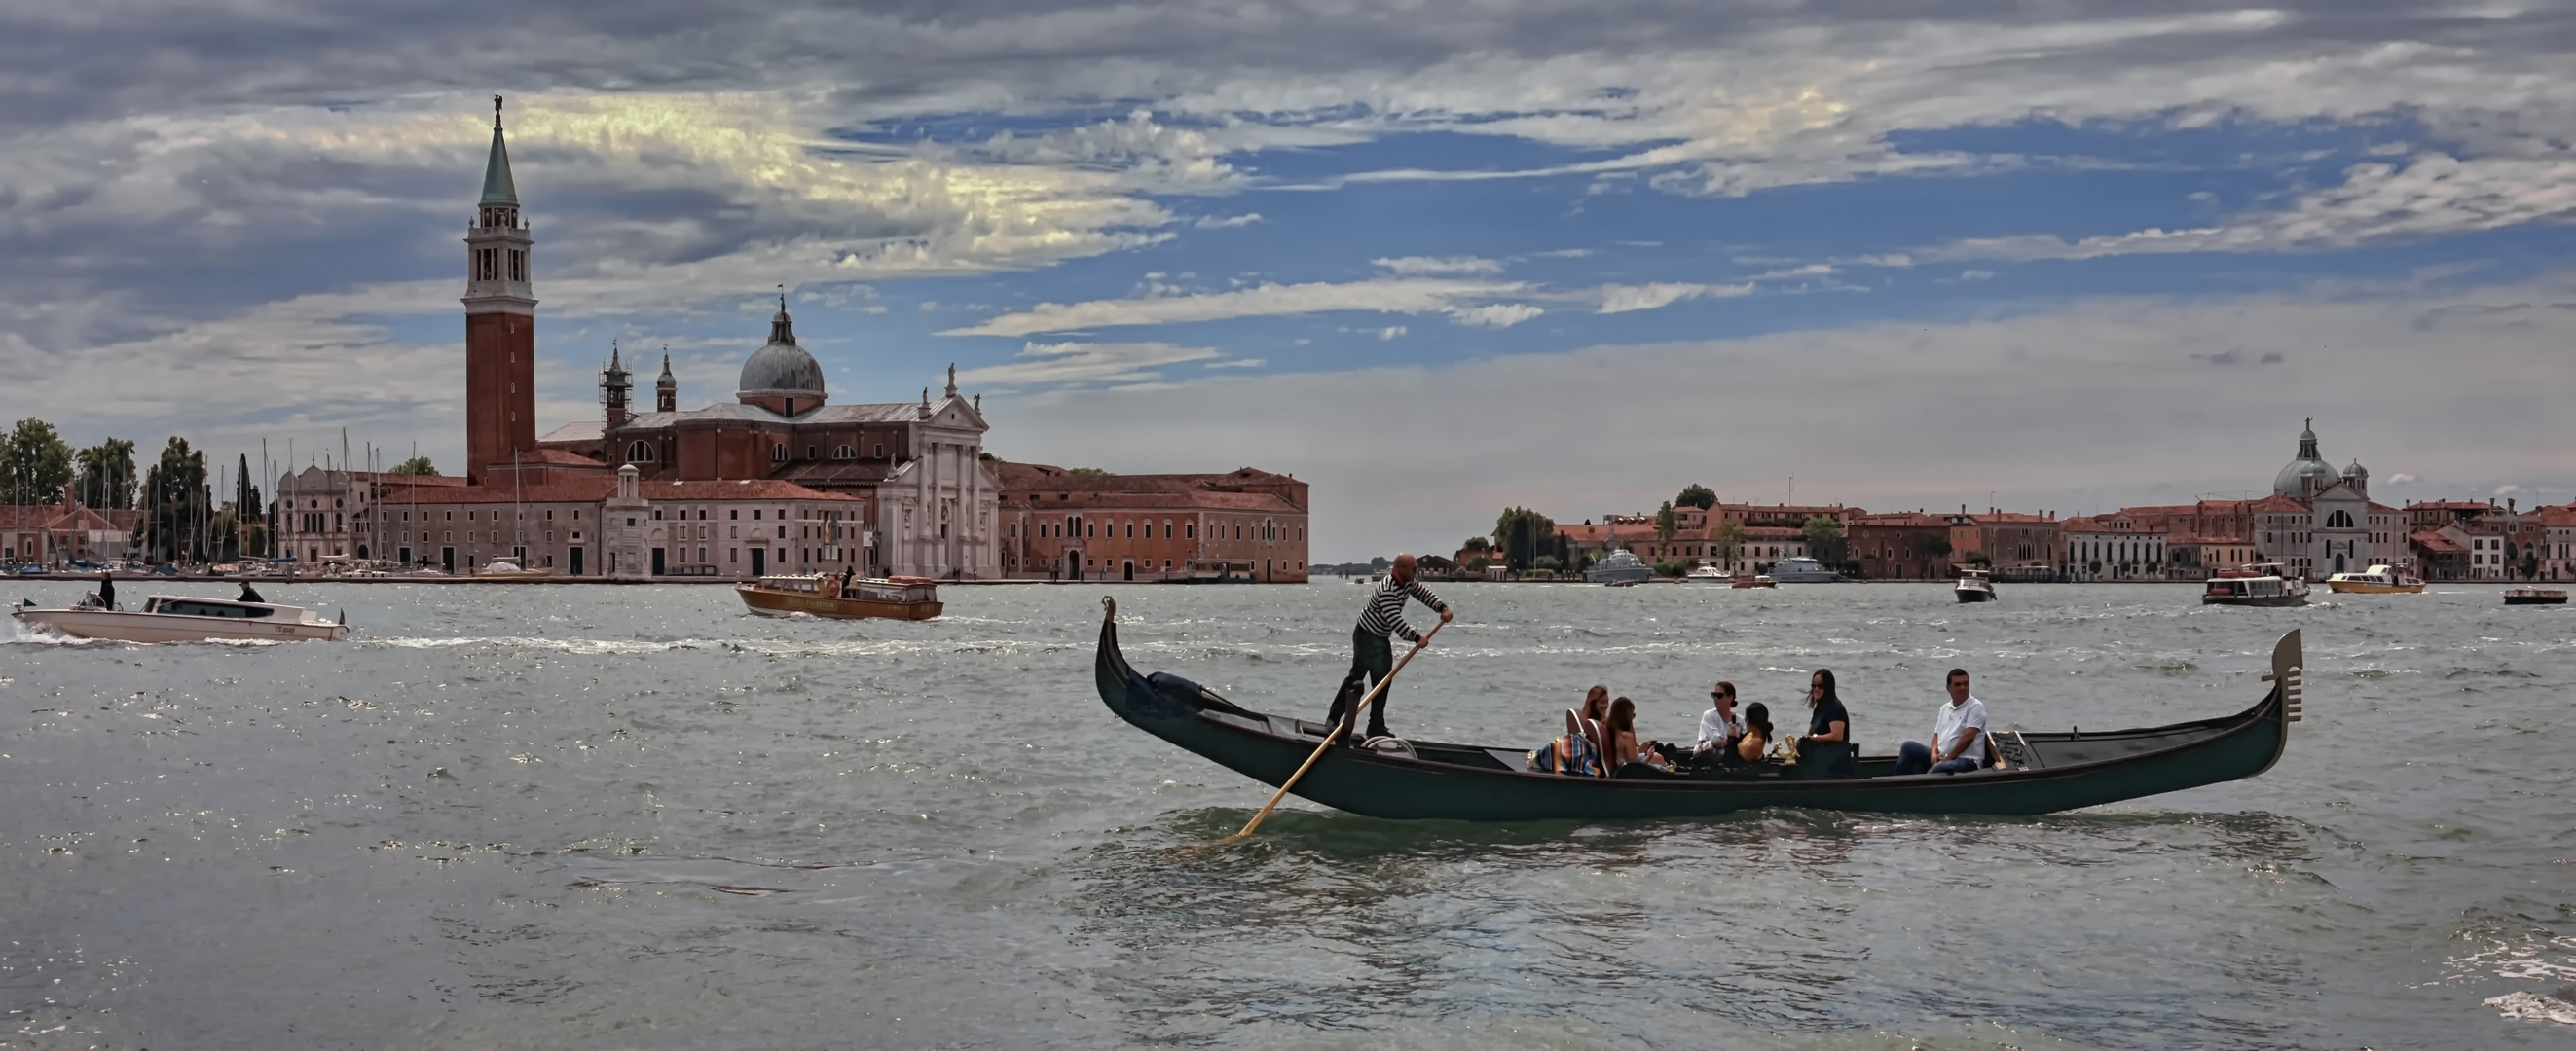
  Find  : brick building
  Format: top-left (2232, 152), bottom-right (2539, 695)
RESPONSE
top-left (994, 463), bottom-right (1310, 582)
top-left (1948, 510), bottom-right (2059, 573)
top-left (1847, 512), bottom-right (1950, 580)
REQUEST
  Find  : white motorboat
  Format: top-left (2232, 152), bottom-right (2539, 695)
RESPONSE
top-left (1768, 556), bottom-right (1840, 583)
top-left (1585, 550), bottom-right (1654, 585)
top-left (1955, 566), bottom-right (1997, 603)
top-left (2324, 564), bottom-right (2424, 594)
top-left (1685, 564), bottom-right (1732, 584)
top-left (13, 595), bottom-right (350, 643)
top-left (2201, 563), bottom-right (2311, 607)
top-left (471, 558), bottom-right (550, 579)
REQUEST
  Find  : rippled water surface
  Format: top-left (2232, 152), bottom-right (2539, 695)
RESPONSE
top-left (3, 581), bottom-right (2571, 1048)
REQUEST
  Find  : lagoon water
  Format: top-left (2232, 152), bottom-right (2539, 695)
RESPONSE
top-left (2, 580), bottom-right (2571, 1048)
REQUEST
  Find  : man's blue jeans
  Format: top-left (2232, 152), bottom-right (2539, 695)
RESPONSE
top-left (1896, 741), bottom-right (1984, 775)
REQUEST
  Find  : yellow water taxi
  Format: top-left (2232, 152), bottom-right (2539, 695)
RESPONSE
top-left (2324, 564), bottom-right (2424, 595)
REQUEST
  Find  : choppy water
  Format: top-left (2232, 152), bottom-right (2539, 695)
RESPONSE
top-left (3, 580), bottom-right (2571, 1048)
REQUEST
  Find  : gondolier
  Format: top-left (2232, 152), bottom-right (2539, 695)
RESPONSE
top-left (1329, 553), bottom-right (1453, 741)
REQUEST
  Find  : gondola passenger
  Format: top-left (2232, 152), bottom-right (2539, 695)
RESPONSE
top-left (1895, 669), bottom-right (1988, 776)
top-left (1796, 669), bottom-right (1856, 778)
top-left (1606, 697), bottom-right (1670, 773)
top-left (1726, 703), bottom-right (1774, 766)
top-left (1694, 681), bottom-right (1742, 757)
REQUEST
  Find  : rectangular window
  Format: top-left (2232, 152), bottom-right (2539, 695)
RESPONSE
top-left (445, 511), bottom-right (453, 522)
top-left (754, 510), bottom-right (761, 520)
top-left (1187, 523), bottom-right (1195, 539)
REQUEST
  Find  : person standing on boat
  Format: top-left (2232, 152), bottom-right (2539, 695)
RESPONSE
top-left (1329, 553), bottom-right (1453, 741)
top-left (238, 579), bottom-right (265, 604)
top-left (97, 572), bottom-right (117, 611)
top-left (1895, 669), bottom-right (1987, 775)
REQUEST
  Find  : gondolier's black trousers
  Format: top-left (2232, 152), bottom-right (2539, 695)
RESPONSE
top-left (1328, 627), bottom-right (1395, 739)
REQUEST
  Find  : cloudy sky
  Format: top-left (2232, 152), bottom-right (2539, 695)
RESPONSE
top-left (4, 0), bottom-right (2574, 559)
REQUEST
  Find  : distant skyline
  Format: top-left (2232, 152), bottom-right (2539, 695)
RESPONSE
top-left (3, 1), bottom-right (2573, 560)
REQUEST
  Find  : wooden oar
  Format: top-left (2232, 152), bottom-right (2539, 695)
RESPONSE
top-left (1218, 621), bottom-right (1444, 844)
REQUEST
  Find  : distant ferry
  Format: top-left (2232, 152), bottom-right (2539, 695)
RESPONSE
top-left (2503, 587), bottom-right (2567, 606)
top-left (2324, 564), bottom-right (2423, 594)
top-left (1954, 566), bottom-right (1997, 603)
top-left (1768, 557), bottom-right (1839, 584)
top-left (1585, 550), bottom-right (1653, 586)
top-left (2202, 563), bottom-right (2310, 607)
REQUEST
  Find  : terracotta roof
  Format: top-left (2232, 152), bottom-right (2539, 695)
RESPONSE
top-left (487, 450), bottom-right (607, 468)
top-left (2245, 495), bottom-right (2308, 513)
top-left (1004, 489), bottom-right (1303, 514)
top-left (376, 478), bottom-right (852, 505)
top-left (643, 480), bottom-right (859, 501)
top-left (1962, 513), bottom-right (2056, 525)
top-left (2410, 530), bottom-right (2466, 553)
top-left (1850, 512), bottom-right (1946, 527)
top-left (770, 460), bottom-right (902, 485)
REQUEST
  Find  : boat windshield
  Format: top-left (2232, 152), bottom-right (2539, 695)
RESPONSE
top-left (152, 599), bottom-right (276, 618)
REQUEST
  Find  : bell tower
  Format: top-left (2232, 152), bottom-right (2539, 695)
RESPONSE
top-left (463, 94), bottom-right (537, 485)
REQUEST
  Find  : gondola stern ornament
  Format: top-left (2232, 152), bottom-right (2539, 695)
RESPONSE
top-left (2262, 629), bottom-right (2303, 724)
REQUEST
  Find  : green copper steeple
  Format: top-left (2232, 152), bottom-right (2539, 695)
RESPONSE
top-left (480, 94), bottom-right (518, 205)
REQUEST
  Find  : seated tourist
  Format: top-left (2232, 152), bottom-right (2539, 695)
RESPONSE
top-left (1606, 697), bottom-right (1670, 772)
top-left (1695, 681), bottom-right (1744, 755)
top-left (1797, 669), bottom-right (1858, 778)
top-left (1895, 668), bottom-right (1989, 776)
top-left (1727, 703), bottom-right (1775, 766)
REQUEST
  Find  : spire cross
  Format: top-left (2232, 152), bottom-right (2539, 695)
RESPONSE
top-left (494, 94), bottom-right (504, 131)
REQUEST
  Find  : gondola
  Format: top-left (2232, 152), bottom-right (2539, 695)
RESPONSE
top-left (1094, 598), bottom-right (2303, 820)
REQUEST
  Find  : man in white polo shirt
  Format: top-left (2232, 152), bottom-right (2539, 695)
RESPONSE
top-left (1896, 668), bottom-right (1988, 775)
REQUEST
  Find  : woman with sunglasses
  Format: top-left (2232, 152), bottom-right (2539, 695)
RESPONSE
top-left (1694, 681), bottom-right (1744, 758)
top-left (1798, 669), bottom-right (1857, 778)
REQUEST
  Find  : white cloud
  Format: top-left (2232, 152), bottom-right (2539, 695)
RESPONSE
top-left (1204, 358), bottom-right (1265, 369)
top-left (938, 277), bottom-right (1525, 336)
top-left (2389, 473), bottom-right (2419, 483)
top-left (1378, 326), bottom-right (1408, 341)
top-left (952, 341), bottom-right (1220, 387)
top-left (1448, 304), bottom-right (1545, 328)
top-left (1595, 282), bottom-right (1754, 314)
top-left (1932, 154), bottom-right (2576, 262)
top-left (1374, 256), bottom-right (1505, 276)
top-left (1194, 213), bottom-right (1263, 228)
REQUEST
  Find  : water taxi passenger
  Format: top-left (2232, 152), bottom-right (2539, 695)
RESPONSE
top-left (1607, 697), bottom-right (1670, 772)
top-left (1727, 703), bottom-right (1774, 766)
top-left (238, 580), bottom-right (265, 604)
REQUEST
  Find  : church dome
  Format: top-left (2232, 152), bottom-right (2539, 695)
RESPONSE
top-left (737, 304), bottom-right (826, 402)
top-left (2341, 459), bottom-right (2367, 481)
top-left (2271, 418), bottom-right (2336, 497)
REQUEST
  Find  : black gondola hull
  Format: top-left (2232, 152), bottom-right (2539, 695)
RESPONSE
top-left (1095, 601), bottom-right (2300, 821)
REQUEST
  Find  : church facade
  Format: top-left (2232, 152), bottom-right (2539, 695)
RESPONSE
top-left (276, 98), bottom-right (1002, 580)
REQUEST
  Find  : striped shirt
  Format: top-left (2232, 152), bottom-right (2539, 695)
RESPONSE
top-left (1358, 576), bottom-right (1448, 642)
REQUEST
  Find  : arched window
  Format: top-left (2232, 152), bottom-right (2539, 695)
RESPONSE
top-left (628, 441), bottom-right (653, 462)
top-left (2326, 510), bottom-right (2354, 528)
top-left (836, 445), bottom-right (853, 459)
top-left (772, 443), bottom-right (788, 462)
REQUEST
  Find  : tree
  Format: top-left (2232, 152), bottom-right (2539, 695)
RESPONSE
top-left (1675, 484), bottom-right (1716, 511)
top-left (1461, 535), bottom-right (1490, 553)
top-left (1, 418), bottom-right (75, 506)
top-left (74, 437), bottom-right (138, 509)
top-left (1068, 467), bottom-right (1114, 478)
top-left (1532, 554), bottom-right (1563, 573)
top-left (1655, 501), bottom-right (1679, 545)
top-left (389, 455), bottom-right (440, 477)
top-left (141, 437), bottom-right (208, 563)
top-left (1492, 506), bottom-right (1558, 574)
top-left (1713, 520), bottom-right (1745, 566)
top-left (1802, 515), bottom-right (1847, 567)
